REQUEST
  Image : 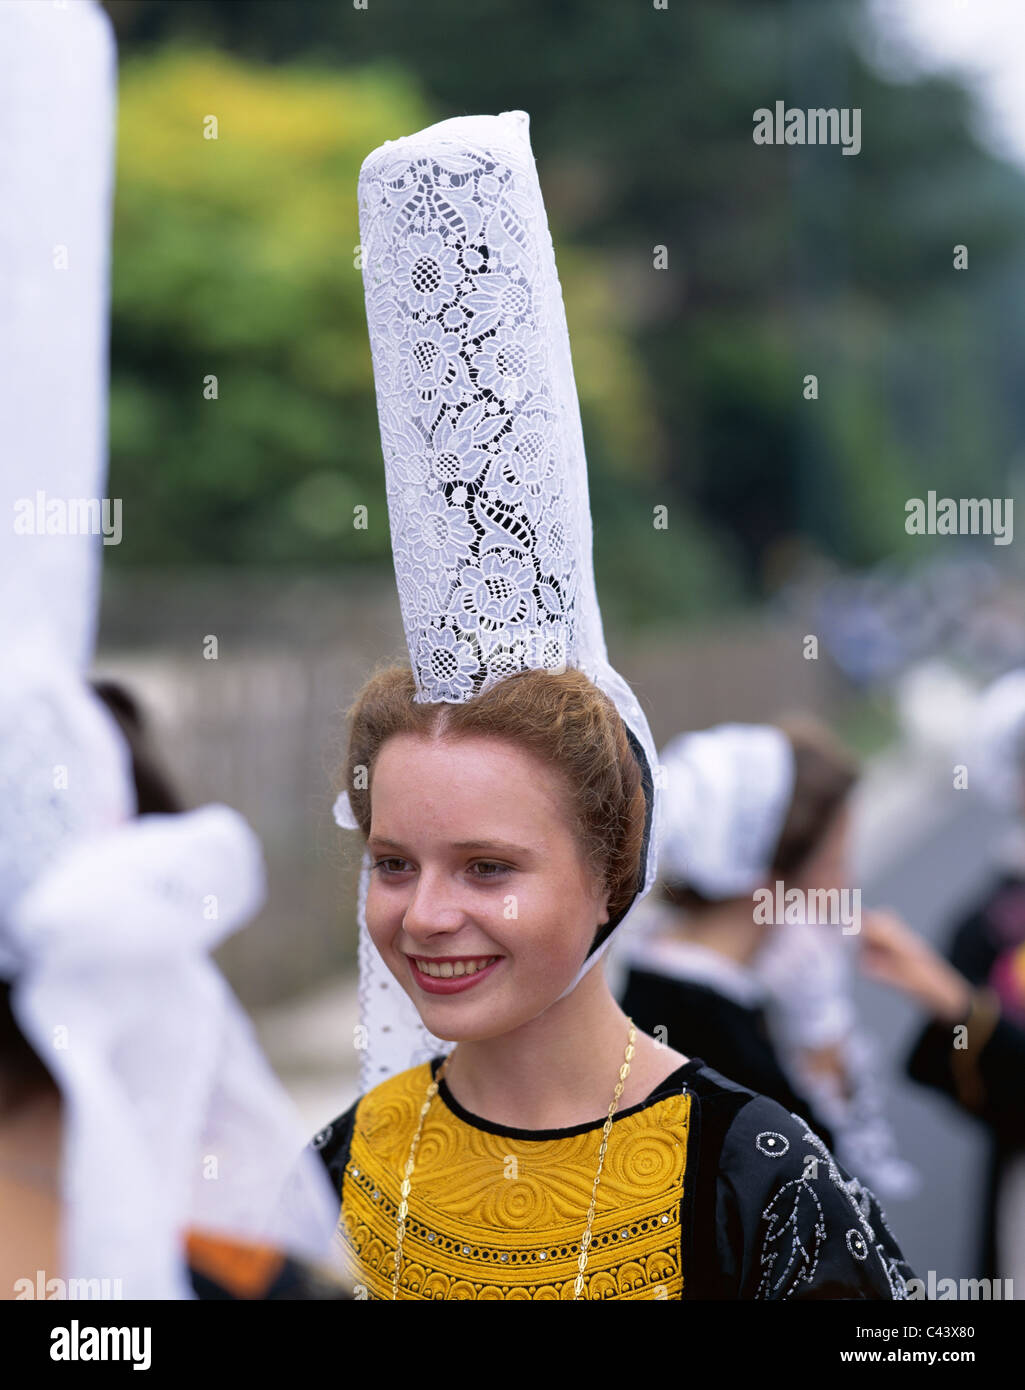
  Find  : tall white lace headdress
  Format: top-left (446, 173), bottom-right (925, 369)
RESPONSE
top-left (336, 110), bottom-right (660, 1090)
top-left (0, 0), bottom-right (341, 1298)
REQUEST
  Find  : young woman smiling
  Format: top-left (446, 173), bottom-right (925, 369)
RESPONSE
top-left (311, 666), bottom-right (916, 1301)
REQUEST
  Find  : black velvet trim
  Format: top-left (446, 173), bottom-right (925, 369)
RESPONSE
top-left (430, 1053), bottom-right (700, 1142)
top-left (311, 1102), bottom-right (359, 1202)
top-left (677, 1063), bottom-right (753, 1300)
top-left (587, 720), bottom-right (654, 957)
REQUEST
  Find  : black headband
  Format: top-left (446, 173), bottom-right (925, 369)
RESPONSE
top-left (586, 720), bottom-right (654, 958)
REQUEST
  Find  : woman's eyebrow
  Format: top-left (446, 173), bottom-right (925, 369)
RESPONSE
top-left (368, 835), bottom-right (537, 856)
top-left (451, 839), bottom-right (537, 854)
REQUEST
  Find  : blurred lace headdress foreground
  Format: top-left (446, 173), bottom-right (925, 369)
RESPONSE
top-left (0, 0), bottom-right (342, 1298)
top-left (334, 109), bottom-right (662, 1088)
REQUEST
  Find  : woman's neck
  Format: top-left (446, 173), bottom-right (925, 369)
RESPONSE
top-left (663, 899), bottom-right (764, 966)
top-left (0, 1084), bottom-right (62, 1174)
top-left (0, 1086), bottom-right (62, 1299)
top-left (440, 967), bottom-right (687, 1131)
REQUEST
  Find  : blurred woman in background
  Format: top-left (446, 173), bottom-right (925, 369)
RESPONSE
top-left (0, 671), bottom-right (350, 1301)
top-left (620, 717), bottom-right (917, 1199)
top-left (861, 909), bottom-right (1024, 1288)
top-left (859, 668), bottom-right (1025, 1286)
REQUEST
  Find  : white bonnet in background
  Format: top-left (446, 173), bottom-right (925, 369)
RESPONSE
top-left (657, 723), bottom-right (796, 900)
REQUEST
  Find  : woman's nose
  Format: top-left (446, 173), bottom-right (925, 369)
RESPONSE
top-left (401, 866), bottom-right (467, 938)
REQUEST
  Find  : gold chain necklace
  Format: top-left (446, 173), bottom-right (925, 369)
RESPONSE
top-left (391, 1020), bottom-right (637, 1301)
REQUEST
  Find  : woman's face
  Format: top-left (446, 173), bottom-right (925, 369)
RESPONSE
top-left (365, 732), bottom-right (610, 1042)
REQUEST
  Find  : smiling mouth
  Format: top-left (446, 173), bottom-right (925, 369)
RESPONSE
top-left (410, 955), bottom-right (500, 979)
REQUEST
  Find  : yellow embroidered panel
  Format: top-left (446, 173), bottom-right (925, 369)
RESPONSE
top-left (336, 1063), bottom-right (689, 1300)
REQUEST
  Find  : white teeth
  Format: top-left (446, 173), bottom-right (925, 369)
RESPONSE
top-left (416, 957), bottom-right (497, 979)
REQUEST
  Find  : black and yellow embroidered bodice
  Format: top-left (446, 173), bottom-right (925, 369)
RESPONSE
top-left (312, 1056), bottom-right (917, 1301)
top-left (331, 1060), bottom-right (689, 1300)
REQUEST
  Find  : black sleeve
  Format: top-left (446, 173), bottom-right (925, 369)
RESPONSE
top-left (908, 1007), bottom-right (1025, 1146)
top-left (308, 1101), bottom-right (359, 1202)
top-left (947, 897), bottom-right (1001, 986)
top-left (904, 888), bottom-right (1025, 1139)
top-left (713, 1094), bottom-right (916, 1300)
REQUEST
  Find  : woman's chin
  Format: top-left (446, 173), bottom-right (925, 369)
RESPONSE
top-left (414, 1006), bottom-right (509, 1044)
top-left (410, 991), bottom-right (535, 1044)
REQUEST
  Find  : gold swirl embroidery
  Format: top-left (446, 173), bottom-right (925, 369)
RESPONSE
top-left (337, 1063), bottom-right (689, 1300)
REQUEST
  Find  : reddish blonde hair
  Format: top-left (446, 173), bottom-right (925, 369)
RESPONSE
top-left (341, 664), bottom-right (647, 925)
top-left (769, 714), bottom-right (858, 876)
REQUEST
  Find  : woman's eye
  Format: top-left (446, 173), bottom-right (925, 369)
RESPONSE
top-left (373, 858), bottom-right (410, 875)
top-left (372, 858), bottom-right (508, 878)
top-left (470, 861), bottom-right (507, 879)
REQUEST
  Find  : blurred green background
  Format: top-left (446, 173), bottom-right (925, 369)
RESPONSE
top-left (91, 0), bottom-right (1025, 1031)
top-left (88, 8), bottom-right (1025, 1279)
top-left (100, 0), bottom-right (1025, 630)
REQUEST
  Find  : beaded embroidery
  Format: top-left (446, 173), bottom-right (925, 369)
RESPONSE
top-left (755, 1116), bottom-right (910, 1300)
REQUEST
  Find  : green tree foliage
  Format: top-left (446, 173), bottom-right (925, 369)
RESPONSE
top-left (107, 43), bottom-right (722, 623)
top-left (104, 0), bottom-right (1025, 619)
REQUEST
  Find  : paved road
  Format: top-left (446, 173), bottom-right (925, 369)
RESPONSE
top-left (854, 794), bottom-right (1003, 1283)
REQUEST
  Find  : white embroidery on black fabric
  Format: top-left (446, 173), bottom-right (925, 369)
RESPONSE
top-left (866, 1184), bottom-right (905, 1248)
top-left (755, 1131), bottom-right (790, 1158)
top-left (878, 1248), bottom-right (911, 1301)
top-left (846, 1228), bottom-right (868, 1260)
top-left (786, 1116), bottom-right (910, 1301)
top-left (757, 1178), bottom-right (826, 1298)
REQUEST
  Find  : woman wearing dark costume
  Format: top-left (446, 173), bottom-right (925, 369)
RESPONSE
top-left (619, 719), bottom-right (915, 1199)
top-left (861, 853), bottom-right (1024, 1287)
top-left (309, 110), bottom-right (915, 1299)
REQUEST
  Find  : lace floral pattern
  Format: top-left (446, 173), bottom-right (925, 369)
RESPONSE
top-left (359, 112), bottom-right (584, 701)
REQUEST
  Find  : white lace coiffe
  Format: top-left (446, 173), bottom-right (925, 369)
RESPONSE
top-left (0, 0), bottom-right (342, 1298)
top-left (360, 112), bottom-right (590, 699)
top-left (335, 111), bottom-right (662, 1089)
